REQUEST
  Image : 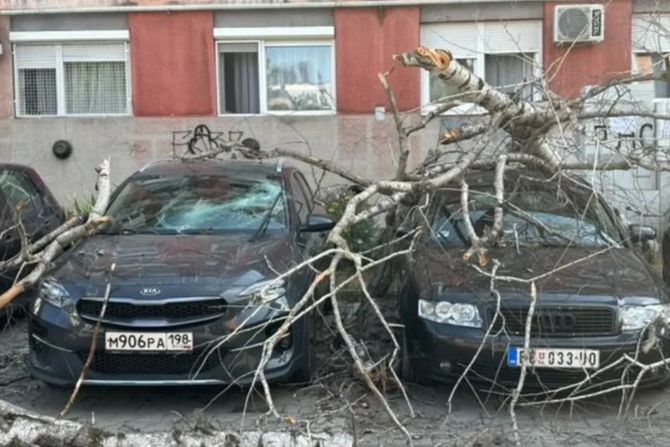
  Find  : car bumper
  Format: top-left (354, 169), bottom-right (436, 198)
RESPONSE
top-left (407, 320), bottom-right (670, 390)
top-left (27, 303), bottom-right (308, 387)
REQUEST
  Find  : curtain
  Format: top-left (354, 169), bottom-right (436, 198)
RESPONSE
top-left (485, 54), bottom-right (536, 100)
top-left (65, 62), bottom-right (127, 114)
top-left (222, 52), bottom-right (260, 114)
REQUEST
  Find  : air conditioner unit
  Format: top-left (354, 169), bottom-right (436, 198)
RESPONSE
top-left (554, 5), bottom-right (605, 44)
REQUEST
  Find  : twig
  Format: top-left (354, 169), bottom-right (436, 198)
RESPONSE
top-left (59, 263), bottom-right (116, 418)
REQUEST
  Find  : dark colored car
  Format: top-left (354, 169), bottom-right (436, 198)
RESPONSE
top-left (399, 169), bottom-right (670, 390)
top-left (28, 159), bottom-right (334, 386)
top-left (0, 164), bottom-right (64, 298)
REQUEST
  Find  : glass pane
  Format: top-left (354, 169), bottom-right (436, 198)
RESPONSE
top-left (265, 45), bottom-right (334, 112)
top-left (65, 61), bottom-right (127, 114)
top-left (219, 50), bottom-right (260, 114)
top-left (635, 54), bottom-right (670, 98)
top-left (432, 177), bottom-right (621, 248)
top-left (0, 169), bottom-right (42, 212)
top-left (18, 68), bottom-right (57, 116)
top-left (429, 58), bottom-right (475, 103)
top-left (485, 54), bottom-right (535, 100)
top-left (105, 176), bottom-right (287, 234)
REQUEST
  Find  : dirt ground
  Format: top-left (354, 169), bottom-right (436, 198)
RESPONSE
top-left (2, 316), bottom-right (670, 447)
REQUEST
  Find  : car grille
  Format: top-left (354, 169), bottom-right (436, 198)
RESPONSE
top-left (77, 297), bottom-right (227, 328)
top-left (81, 351), bottom-right (221, 376)
top-left (488, 306), bottom-right (616, 337)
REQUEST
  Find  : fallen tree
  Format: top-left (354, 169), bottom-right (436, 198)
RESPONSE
top-left (3, 31), bottom-right (670, 447)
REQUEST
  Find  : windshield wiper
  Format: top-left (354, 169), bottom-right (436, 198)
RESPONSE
top-left (249, 192), bottom-right (282, 243)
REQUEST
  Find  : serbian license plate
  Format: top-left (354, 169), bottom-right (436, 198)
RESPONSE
top-left (105, 332), bottom-right (193, 352)
top-left (507, 347), bottom-right (600, 369)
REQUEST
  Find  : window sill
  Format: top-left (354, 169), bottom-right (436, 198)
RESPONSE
top-left (15, 114), bottom-right (132, 119)
top-left (218, 110), bottom-right (336, 117)
top-left (420, 103), bottom-right (488, 116)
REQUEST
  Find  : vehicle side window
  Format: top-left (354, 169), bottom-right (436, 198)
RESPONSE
top-left (294, 173), bottom-right (314, 210)
top-left (289, 174), bottom-right (310, 225)
top-left (0, 169), bottom-right (43, 216)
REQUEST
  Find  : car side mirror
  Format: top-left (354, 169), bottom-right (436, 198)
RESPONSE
top-left (301, 214), bottom-right (335, 233)
top-left (630, 224), bottom-right (656, 243)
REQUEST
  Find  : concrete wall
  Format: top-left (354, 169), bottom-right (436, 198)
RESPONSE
top-left (0, 115), bottom-right (438, 205)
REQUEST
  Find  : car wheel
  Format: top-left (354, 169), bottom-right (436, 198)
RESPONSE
top-left (400, 331), bottom-right (417, 383)
top-left (289, 318), bottom-right (315, 384)
top-left (42, 381), bottom-right (71, 391)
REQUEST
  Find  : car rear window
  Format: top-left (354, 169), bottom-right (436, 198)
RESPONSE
top-left (105, 175), bottom-right (287, 234)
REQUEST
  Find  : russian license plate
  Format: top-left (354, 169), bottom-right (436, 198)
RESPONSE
top-left (105, 332), bottom-right (193, 352)
top-left (507, 347), bottom-right (600, 369)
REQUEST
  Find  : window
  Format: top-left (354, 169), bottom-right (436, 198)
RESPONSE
top-left (217, 40), bottom-right (335, 115)
top-left (484, 54), bottom-right (536, 101)
top-left (420, 21), bottom-right (542, 113)
top-left (14, 43), bottom-right (130, 117)
top-left (218, 42), bottom-right (260, 114)
top-left (289, 173), bottom-right (311, 225)
top-left (105, 175), bottom-right (286, 234)
top-left (634, 53), bottom-right (669, 98)
top-left (0, 169), bottom-right (44, 216)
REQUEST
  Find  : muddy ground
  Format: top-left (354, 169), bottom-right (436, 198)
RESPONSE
top-left (2, 316), bottom-right (670, 446)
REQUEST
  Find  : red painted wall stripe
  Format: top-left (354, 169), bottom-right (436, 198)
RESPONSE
top-left (544, 0), bottom-right (632, 98)
top-left (335, 7), bottom-right (420, 113)
top-left (129, 11), bottom-right (216, 117)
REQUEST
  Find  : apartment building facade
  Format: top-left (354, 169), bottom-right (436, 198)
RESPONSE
top-left (0, 0), bottom-right (668, 224)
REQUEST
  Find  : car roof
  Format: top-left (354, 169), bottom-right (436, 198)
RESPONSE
top-left (134, 158), bottom-right (293, 178)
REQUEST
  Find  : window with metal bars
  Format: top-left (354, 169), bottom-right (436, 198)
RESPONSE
top-left (14, 43), bottom-right (130, 117)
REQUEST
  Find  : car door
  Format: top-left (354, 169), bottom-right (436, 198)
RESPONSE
top-left (289, 171), bottom-right (327, 260)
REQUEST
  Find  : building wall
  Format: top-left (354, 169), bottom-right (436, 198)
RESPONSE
top-left (335, 7), bottom-right (420, 113)
top-left (0, 115), bottom-right (436, 204)
top-left (129, 11), bottom-right (217, 116)
top-left (0, 16), bottom-right (12, 119)
top-left (543, 0), bottom-right (633, 98)
top-left (0, 0), bottom-right (662, 218)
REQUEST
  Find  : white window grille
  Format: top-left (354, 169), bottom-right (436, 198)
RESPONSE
top-left (420, 20), bottom-right (543, 114)
top-left (215, 36), bottom-right (335, 115)
top-left (14, 42), bottom-right (130, 117)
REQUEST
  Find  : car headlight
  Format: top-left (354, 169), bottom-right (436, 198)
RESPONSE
top-left (418, 299), bottom-right (482, 328)
top-left (38, 278), bottom-right (70, 309)
top-left (238, 279), bottom-right (287, 308)
top-left (622, 304), bottom-right (670, 331)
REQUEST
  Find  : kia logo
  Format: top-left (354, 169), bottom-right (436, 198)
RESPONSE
top-left (140, 287), bottom-right (161, 296)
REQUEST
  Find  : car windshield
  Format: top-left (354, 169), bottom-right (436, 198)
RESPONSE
top-left (104, 175), bottom-right (286, 235)
top-left (431, 175), bottom-right (622, 248)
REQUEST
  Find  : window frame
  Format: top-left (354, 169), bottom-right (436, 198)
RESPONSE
top-left (215, 39), bottom-right (336, 117)
top-left (12, 41), bottom-right (132, 118)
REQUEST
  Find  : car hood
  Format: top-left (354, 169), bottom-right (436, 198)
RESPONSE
top-left (51, 233), bottom-right (296, 298)
top-left (416, 245), bottom-right (664, 299)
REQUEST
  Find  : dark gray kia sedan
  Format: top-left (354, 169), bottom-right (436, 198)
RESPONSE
top-left (28, 159), bottom-right (334, 386)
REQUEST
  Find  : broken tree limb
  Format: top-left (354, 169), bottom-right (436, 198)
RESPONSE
top-left (60, 263), bottom-right (115, 418)
top-left (0, 159), bottom-right (112, 310)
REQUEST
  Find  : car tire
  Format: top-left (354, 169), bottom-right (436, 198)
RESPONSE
top-left (43, 381), bottom-right (71, 391)
top-left (399, 331), bottom-right (418, 383)
top-left (289, 319), bottom-right (315, 384)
